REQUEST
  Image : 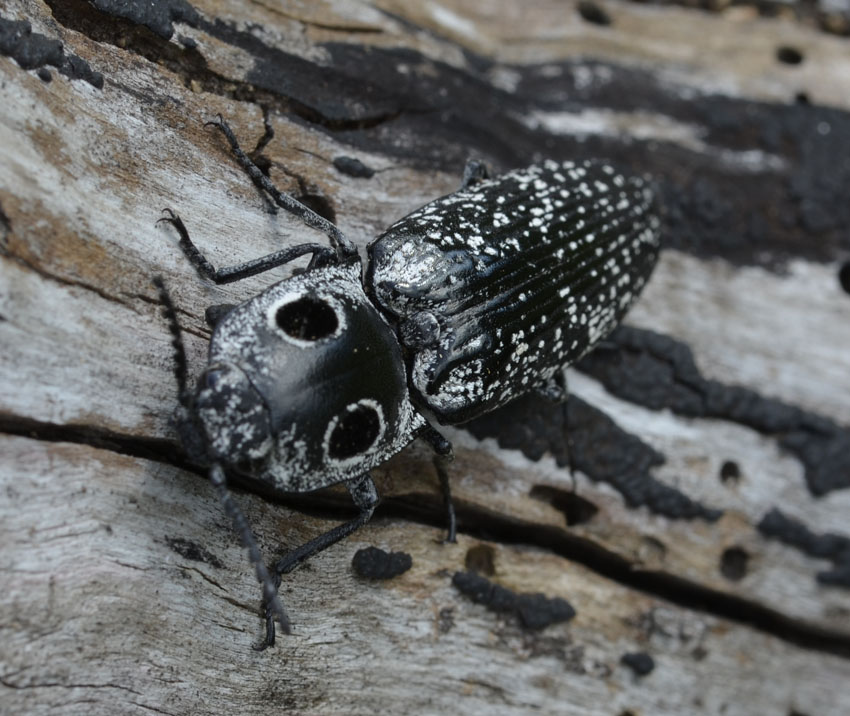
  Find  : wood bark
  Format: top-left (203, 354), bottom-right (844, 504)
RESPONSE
top-left (1, 1), bottom-right (849, 714)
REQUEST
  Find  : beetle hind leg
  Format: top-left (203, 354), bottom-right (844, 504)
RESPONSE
top-left (460, 159), bottom-right (490, 189)
top-left (537, 370), bottom-right (578, 487)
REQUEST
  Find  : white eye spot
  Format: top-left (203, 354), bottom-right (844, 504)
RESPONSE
top-left (267, 292), bottom-right (344, 347)
top-left (323, 399), bottom-right (386, 465)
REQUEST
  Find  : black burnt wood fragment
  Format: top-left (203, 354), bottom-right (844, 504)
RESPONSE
top-left (90, 0), bottom-right (199, 39)
top-left (452, 570), bottom-right (577, 629)
top-left (465, 393), bottom-right (723, 522)
top-left (758, 508), bottom-right (850, 589)
top-left (41, 2), bottom-right (850, 270)
top-left (351, 546), bottom-right (413, 579)
top-left (0, 16), bottom-right (103, 87)
top-left (577, 327), bottom-right (850, 495)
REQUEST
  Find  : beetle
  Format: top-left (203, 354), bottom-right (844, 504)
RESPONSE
top-left (155, 117), bottom-right (660, 648)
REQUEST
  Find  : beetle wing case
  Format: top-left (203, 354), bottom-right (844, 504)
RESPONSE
top-left (200, 260), bottom-right (426, 492)
top-left (366, 159), bottom-right (660, 425)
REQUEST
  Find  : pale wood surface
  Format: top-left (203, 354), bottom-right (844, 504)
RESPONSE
top-left (1, 1), bottom-right (849, 714)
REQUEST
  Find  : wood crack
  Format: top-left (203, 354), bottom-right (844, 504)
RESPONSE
top-left (2, 413), bottom-right (848, 659)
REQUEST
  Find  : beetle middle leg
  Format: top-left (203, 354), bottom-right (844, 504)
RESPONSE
top-left (420, 426), bottom-right (457, 543)
top-left (259, 473), bottom-right (378, 648)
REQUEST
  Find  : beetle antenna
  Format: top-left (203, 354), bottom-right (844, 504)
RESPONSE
top-left (153, 276), bottom-right (191, 410)
top-left (209, 463), bottom-right (291, 641)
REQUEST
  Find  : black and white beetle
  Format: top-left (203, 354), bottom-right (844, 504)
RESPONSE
top-left (155, 118), bottom-right (660, 647)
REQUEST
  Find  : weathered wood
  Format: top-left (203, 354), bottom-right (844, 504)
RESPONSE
top-left (3, 435), bottom-right (850, 715)
top-left (2, 0), bottom-right (849, 714)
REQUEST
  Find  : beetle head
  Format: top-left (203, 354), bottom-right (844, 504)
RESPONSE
top-left (187, 261), bottom-right (425, 491)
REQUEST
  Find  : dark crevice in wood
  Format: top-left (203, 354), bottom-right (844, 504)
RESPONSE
top-left (384, 493), bottom-right (850, 659)
top-left (0, 414), bottom-right (193, 473)
top-left (3, 413), bottom-right (850, 658)
top-left (1, 251), bottom-right (132, 307)
top-left (467, 394), bottom-right (725, 522)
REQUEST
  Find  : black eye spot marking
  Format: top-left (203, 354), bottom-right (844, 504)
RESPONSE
top-left (327, 402), bottom-right (383, 460)
top-left (276, 295), bottom-right (338, 340)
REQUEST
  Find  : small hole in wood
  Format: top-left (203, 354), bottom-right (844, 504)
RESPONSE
top-left (465, 544), bottom-right (496, 576)
top-left (838, 261), bottom-right (850, 295)
top-left (720, 547), bottom-right (750, 581)
top-left (578, 1), bottom-right (611, 26)
top-left (252, 154), bottom-right (272, 176)
top-left (298, 193), bottom-right (336, 224)
top-left (530, 485), bottom-right (599, 525)
top-left (719, 460), bottom-right (741, 484)
top-left (776, 46), bottom-right (804, 65)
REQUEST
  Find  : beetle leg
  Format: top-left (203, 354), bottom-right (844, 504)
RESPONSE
top-left (460, 159), bottom-right (490, 189)
top-left (538, 369), bottom-right (569, 403)
top-left (420, 426), bottom-right (457, 543)
top-left (273, 473), bottom-right (378, 576)
top-left (158, 208), bottom-right (337, 284)
top-left (207, 116), bottom-right (358, 260)
top-left (259, 473), bottom-right (378, 648)
top-left (206, 464), bottom-right (292, 646)
top-left (537, 370), bottom-right (578, 485)
top-left (420, 425), bottom-right (453, 458)
top-left (433, 457), bottom-right (457, 544)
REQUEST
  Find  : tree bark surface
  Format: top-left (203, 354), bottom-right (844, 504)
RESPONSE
top-left (1, 1), bottom-right (849, 714)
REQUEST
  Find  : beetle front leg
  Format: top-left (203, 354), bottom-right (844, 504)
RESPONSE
top-left (158, 209), bottom-right (337, 284)
top-left (259, 473), bottom-right (378, 648)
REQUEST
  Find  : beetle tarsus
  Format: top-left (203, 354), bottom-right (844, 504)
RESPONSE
top-left (255, 572), bottom-right (284, 651)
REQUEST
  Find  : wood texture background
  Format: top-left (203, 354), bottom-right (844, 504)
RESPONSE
top-left (1, 1), bottom-right (849, 714)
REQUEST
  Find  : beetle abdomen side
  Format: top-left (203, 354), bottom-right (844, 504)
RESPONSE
top-left (366, 159), bottom-right (661, 424)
